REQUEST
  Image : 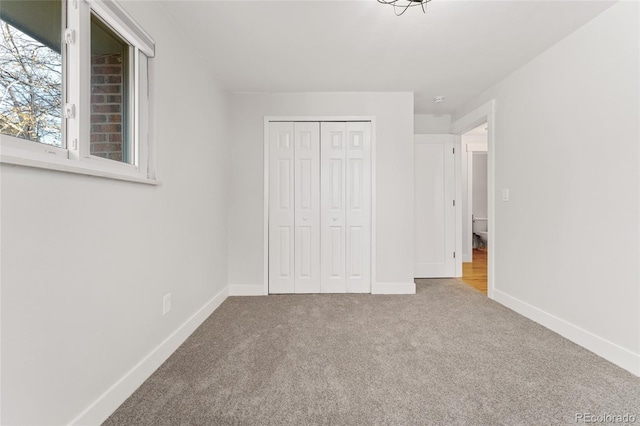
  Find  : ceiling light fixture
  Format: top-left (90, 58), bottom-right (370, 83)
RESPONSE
top-left (378, 0), bottom-right (432, 16)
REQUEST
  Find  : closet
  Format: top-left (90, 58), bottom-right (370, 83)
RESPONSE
top-left (268, 121), bottom-right (372, 294)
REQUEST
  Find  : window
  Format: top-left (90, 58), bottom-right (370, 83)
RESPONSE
top-left (0, 0), bottom-right (156, 183)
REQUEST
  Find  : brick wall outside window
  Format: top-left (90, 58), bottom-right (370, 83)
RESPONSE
top-left (90, 54), bottom-right (124, 162)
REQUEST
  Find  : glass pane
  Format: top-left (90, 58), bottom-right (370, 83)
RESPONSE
top-left (0, 0), bottom-right (63, 146)
top-left (90, 14), bottom-right (130, 163)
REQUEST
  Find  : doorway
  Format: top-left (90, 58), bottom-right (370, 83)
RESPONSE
top-left (461, 124), bottom-right (488, 293)
top-left (451, 100), bottom-right (495, 298)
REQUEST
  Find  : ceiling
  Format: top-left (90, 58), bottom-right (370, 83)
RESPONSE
top-left (161, 0), bottom-right (616, 114)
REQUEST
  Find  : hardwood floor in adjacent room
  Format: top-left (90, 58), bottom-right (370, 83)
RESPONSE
top-left (461, 248), bottom-right (487, 294)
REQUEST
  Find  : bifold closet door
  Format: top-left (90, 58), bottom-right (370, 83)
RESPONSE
top-left (269, 122), bottom-right (321, 294)
top-left (320, 122), bottom-right (372, 293)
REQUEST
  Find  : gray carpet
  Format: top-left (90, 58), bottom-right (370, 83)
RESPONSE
top-left (104, 279), bottom-right (640, 425)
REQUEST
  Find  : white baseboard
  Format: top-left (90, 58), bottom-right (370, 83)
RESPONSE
top-left (228, 284), bottom-right (266, 296)
top-left (372, 282), bottom-right (416, 295)
top-left (69, 286), bottom-right (230, 426)
top-left (493, 289), bottom-right (640, 377)
top-left (230, 283), bottom-right (417, 296)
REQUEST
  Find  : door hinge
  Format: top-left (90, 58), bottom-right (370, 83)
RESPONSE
top-left (453, 199), bottom-right (456, 207)
top-left (453, 147), bottom-right (455, 154)
top-left (453, 252), bottom-right (456, 258)
top-left (64, 28), bottom-right (76, 45)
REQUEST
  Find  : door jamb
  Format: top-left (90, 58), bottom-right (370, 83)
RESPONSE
top-left (451, 101), bottom-right (496, 298)
top-left (263, 116), bottom-right (377, 295)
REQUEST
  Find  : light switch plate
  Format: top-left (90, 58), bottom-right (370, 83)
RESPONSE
top-left (162, 293), bottom-right (171, 315)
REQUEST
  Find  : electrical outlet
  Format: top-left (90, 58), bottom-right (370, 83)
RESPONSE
top-left (502, 188), bottom-right (510, 202)
top-left (162, 293), bottom-right (171, 315)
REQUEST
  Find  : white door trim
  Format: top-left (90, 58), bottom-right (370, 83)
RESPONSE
top-left (454, 136), bottom-right (462, 277)
top-left (450, 100), bottom-right (496, 299)
top-left (263, 116), bottom-right (377, 295)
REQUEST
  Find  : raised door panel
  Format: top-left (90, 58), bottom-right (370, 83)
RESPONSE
top-left (414, 136), bottom-right (456, 277)
top-left (345, 123), bottom-right (371, 293)
top-left (294, 122), bottom-right (320, 293)
top-left (269, 122), bottom-right (295, 293)
top-left (321, 123), bottom-right (347, 293)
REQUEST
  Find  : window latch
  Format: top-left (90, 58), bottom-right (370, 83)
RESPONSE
top-left (64, 103), bottom-right (76, 119)
top-left (64, 29), bottom-right (76, 45)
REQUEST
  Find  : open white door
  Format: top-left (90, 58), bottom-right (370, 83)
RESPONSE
top-left (414, 135), bottom-right (456, 278)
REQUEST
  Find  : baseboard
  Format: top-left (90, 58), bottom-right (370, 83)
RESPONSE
top-left (69, 285), bottom-right (230, 425)
top-left (230, 283), bottom-right (416, 296)
top-left (372, 282), bottom-right (416, 295)
top-left (493, 289), bottom-right (640, 377)
top-left (228, 284), bottom-right (266, 296)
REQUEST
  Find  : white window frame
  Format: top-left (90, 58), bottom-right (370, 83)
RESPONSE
top-left (0, 0), bottom-right (157, 185)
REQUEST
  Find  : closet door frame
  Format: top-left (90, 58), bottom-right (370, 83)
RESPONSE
top-left (263, 116), bottom-right (376, 295)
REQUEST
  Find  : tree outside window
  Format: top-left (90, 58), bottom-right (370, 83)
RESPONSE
top-left (0, 1), bottom-right (63, 147)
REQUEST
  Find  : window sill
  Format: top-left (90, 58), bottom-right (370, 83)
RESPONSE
top-left (1, 153), bottom-right (160, 186)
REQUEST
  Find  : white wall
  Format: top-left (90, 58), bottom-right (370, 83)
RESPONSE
top-left (472, 152), bottom-right (487, 221)
top-left (414, 114), bottom-right (451, 134)
top-left (229, 92), bottom-right (415, 292)
top-left (454, 1), bottom-right (640, 374)
top-left (0, 1), bottom-right (231, 424)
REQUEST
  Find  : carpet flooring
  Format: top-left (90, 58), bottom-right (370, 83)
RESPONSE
top-left (104, 279), bottom-right (640, 425)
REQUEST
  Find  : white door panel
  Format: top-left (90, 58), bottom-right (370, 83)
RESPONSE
top-left (414, 135), bottom-right (456, 278)
top-left (321, 123), bottom-right (347, 293)
top-left (269, 123), bottom-right (295, 293)
top-left (345, 123), bottom-right (371, 293)
top-left (294, 122), bottom-right (320, 293)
